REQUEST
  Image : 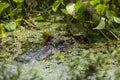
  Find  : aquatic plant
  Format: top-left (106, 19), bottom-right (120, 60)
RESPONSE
top-left (52, 0), bottom-right (120, 40)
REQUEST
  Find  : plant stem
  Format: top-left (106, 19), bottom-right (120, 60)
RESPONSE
top-left (99, 30), bottom-right (110, 41)
top-left (109, 31), bottom-right (119, 40)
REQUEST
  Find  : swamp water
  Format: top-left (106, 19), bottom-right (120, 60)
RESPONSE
top-left (0, 21), bottom-right (120, 80)
top-left (1, 39), bottom-right (120, 80)
top-left (0, 35), bottom-right (75, 80)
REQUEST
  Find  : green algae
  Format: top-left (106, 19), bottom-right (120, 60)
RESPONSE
top-left (0, 21), bottom-right (120, 80)
top-left (1, 40), bottom-right (120, 80)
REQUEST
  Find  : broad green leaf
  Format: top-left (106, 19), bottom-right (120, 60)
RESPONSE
top-left (75, 1), bottom-right (82, 12)
top-left (35, 16), bottom-right (44, 21)
top-left (114, 17), bottom-right (120, 24)
top-left (0, 3), bottom-right (9, 14)
top-left (66, 3), bottom-right (75, 16)
top-left (5, 22), bottom-right (17, 31)
top-left (73, 15), bottom-right (80, 20)
top-left (93, 18), bottom-right (105, 30)
top-left (90, 0), bottom-right (100, 6)
top-left (13, 0), bottom-right (24, 3)
top-left (52, 0), bottom-right (62, 12)
top-left (95, 4), bottom-right (107, 15)
top-left (61, 9), bottom-right (68, 15)
top-left (16, 18), bottom-right (24, 25)
top-left (16, 18), bottom-right (23, 22)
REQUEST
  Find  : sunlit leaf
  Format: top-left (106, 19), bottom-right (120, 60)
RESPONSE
top-left (66, 3), bottom-right (75, 16)
top-left (52, 0), bottom-right (62, 12)
top-left (90, 0), bottom-right (100, 6)
top-left (93, 18), bottom-right (105, 30)
top-left (61, 9), bottom-right (68, 15)
top-left (15, 18), bottom-right (23, 26)
top-left (0, 24), bottom-right (6, 37)
top-left (114, 17), bottom-right (120, 24)
top-left (13, 0), bottom-right (24, 3)
top-left (95, 4), bottom-right (107, 15)
top-left (16, 18), bottom-right (23, 22)
top-left (75, 1), bottom-right (82, 12)
top-left (0, 3), bottom-right (9, 14)
top-left (5, 22), bottom-right (17, 31)
top-left (35, 15), bottom-right (44, 21)
top-left (1, 27), bottom-right (6, 37)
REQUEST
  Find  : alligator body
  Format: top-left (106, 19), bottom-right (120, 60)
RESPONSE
top-left (15, 37), bottom-right (74, 63)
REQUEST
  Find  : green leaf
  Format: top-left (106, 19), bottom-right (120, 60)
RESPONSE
top-left (13, 0), bottom-right (24, 3)
top-left (92, 14), bottom-right (101, 23)
top-left (95, 4), bottom-right (107, 15)
top-left (5, 22), bottom-right (17, 31)
top-left (60, 9), bottom-right (68, 15)
top-left (66, 3), bottom-right (75, 16)
top-left (90, 0), bottom-right (100, 6)
top-left (35, 15), bottom-right (44, 21)
top-left (52, 0), bottom-right (62, 12)
top-left (0, 24), bottom-right (6, 37)
top-left (106, 10), bottom-right (116, 21)
top-left (114, 17), bottom-right (120, 24)
top-left (75, 1), bottom-right (82, 12)
top-left (1, 27), bottom-right (6, 37)
top-left (4, 4), bottom-right (22, 18)
top-left (93, 18), bottom-right (105, 30)
top-left (16, 18), bottom-right (23, 25)
top-left (16, 18), bottom-right (23, 22)
top-left (0, 3), bottom-right (10, 14)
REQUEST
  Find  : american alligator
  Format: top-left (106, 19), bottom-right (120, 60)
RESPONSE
top-left (15, 36), bottom-right (75, 63)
